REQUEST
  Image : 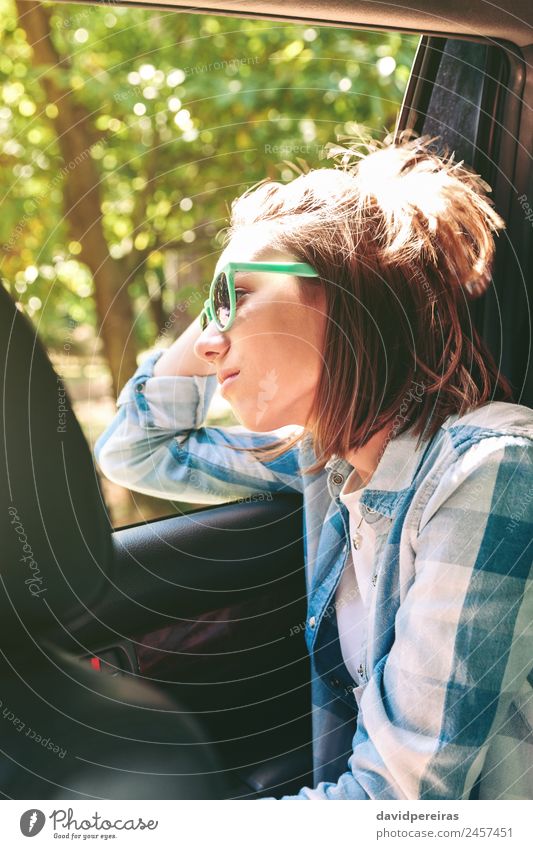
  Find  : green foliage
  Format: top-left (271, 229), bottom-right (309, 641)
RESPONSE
top-left (0, 0), bottom-right (418, 350)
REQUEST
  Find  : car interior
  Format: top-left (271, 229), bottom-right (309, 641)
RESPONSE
top-left (1, 0), bottom-right (531, 800)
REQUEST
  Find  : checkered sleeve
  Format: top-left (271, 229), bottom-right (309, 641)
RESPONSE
top-left (94, 349), bottom-right (303, 503)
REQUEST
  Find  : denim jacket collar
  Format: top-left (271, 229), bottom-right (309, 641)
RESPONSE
top-left (325, 426), bottom-right (430, 518)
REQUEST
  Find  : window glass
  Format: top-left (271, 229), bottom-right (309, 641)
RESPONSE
top-left (0, 1), bottom-right (418, 527)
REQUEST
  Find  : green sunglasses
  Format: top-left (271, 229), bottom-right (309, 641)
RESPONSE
top-left (199, 261), bottom-right (319, 332)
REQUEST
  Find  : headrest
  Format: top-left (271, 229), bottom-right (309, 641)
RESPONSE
top-left (0, 282), bottom-right (113, 642)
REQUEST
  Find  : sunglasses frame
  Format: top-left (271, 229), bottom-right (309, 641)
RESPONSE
top-left (199, 261), bottom-right (319, 332)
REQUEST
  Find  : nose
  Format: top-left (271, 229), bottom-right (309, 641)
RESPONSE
top-left (193, 320), bottom-right (231, 364)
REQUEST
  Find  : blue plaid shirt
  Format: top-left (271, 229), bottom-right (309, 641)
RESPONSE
top-left (94, 349), bottom-right (533, 800)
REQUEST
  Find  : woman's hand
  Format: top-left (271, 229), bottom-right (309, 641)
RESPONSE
top-left (153, 315), bottom-right (217, 378)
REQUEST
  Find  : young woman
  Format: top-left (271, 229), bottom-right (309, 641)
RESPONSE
top-left (95, 137), bottom-right (533, 800)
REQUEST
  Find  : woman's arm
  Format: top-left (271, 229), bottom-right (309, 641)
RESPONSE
top-left (279, 437), bottom-right (533, 800)
top-left (94, 316), bottom-right (303, 502)
top-left (151, 314), bottom-right (218, 378)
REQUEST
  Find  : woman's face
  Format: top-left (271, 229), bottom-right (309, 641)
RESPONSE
top-left (194, 229), bottom-right (328, 431)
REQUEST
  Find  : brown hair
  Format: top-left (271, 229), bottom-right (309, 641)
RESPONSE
top-left (222, 135), bottom-right (513, 475)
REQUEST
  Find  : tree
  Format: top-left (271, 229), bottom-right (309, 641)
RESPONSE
top-left (13, 0), bottom-right (138, 393)
top-left (0, 0), bottom-right (417, 394)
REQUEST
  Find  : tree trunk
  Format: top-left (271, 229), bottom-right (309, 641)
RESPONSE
top-left (147, 267), bottom-right (168, 337)
top-left (15, 0), bottom-right (138, 397)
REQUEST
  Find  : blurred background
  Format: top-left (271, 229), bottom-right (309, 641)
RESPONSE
top-left (0, 0), bottom-right (418, 526)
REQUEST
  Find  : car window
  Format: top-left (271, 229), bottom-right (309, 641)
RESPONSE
top-left (421, 39), bottom-right (490, 164)
top-left (0, 1), bottom-right (418, 527)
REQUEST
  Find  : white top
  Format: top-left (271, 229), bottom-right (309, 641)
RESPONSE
top-left (335, 467), bottom-right (378, 685)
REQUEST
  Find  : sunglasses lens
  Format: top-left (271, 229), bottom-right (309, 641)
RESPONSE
top-left (200, 310), bottom-right (209, 331)
top-left (213, 271), bottom-right (231, 328)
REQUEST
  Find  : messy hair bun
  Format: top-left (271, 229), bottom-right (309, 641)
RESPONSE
top-left (325, 133), bottom-right (505, 298)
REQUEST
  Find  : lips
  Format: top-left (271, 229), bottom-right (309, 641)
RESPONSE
top-left (219, 372), bottom-right (240, 395)
top-left (218, 369), bottom-right (240, 385)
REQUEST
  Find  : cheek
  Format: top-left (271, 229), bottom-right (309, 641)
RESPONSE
top-left (279, 316), bottom-right (325, 380)
top-left (229, 295), bottom-right (326, 415)
top-left (228, 342), bottom-right (321, 430)
top-left (242, 310), bottom-right (324, 390)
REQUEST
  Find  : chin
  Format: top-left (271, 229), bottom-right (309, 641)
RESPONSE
top-left (233, 406), bottom-right (282, 433)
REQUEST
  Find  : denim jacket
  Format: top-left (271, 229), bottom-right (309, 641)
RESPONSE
top-left (94, 349), bottom-right (533, 800)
